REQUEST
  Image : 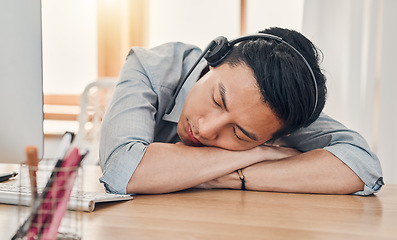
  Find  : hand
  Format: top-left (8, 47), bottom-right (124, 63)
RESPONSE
top-left (193, 145), bottom-right (301, 191)
top-left (194, 171), bottom-right (241, 190)
top-left (177, 139), bottom-right (299, 162)
top-left (255, 144), bottom-right (302, 161)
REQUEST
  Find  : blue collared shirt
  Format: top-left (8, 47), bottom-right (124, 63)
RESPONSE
top-left (99, 42), bottom-right (383, 195)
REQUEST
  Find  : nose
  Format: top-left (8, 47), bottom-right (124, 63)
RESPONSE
top-left (198, 114), bottom-right (228, 141)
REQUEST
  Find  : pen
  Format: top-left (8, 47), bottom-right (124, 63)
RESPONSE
top-left (56, 132), bottom-right (75, 160)
top-left (0, 171), bottom-right (18, 182)
top-left (25, 146), bottom-right (39, 201)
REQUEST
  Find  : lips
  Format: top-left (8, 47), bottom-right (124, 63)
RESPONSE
top-left (187, 122), bottom-right (203, 147)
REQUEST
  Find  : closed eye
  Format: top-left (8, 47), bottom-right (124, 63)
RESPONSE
top-left (233, 126), bottom-right (249, 142)
top-left (212, 94), bottom-right (222, 108)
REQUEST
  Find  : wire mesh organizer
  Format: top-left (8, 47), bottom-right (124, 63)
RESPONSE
top-left (11, 147), bottom-right (86, 240)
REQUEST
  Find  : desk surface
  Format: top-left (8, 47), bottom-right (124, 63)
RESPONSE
top-left (1, 164), bottom-right (396, 240)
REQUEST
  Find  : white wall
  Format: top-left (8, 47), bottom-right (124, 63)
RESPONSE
top-left (246, 0), bottom-right (304, 33)
top-left (41, 0), bottom-right (303, 93)
top-left (377, 0), bottom-right (397, 184)
top-left (148, 0), bottom-right (240, 49)
top-left (147, 0), bottom-right (304, 49)
top-left (302, 0), bottom-right (397, 184)
top-left (42, 0), bottom-right (98, 94)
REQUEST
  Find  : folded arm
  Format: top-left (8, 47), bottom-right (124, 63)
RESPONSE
top-left (126, 143), bottom-right (287, 194)
top-left (197, 147), bottom-right (364, 194)
top-left (127, 142), bottom-right (364, 195)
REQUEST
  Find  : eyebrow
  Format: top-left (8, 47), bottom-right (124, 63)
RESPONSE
top-left (218, 82), bottom-right (258, 142)
top-left (219, 82), bottom-right (228, 111)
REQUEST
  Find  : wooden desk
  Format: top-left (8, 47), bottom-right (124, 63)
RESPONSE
top-left (1, 164), bottom-right (396, 240)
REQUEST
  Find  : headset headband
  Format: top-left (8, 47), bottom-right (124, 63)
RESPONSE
top-left (165, 33), bottom-right (318, 124)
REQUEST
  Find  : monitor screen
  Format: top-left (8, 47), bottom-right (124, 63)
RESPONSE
top-left (0, 0), bottom-right (44, 163)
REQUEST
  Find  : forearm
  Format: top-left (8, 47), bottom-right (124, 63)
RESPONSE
top-left (204, 149), bottom-right (364, 194)
top-left (246, 149), bottom-right (364, 194)
top-left (126, 143), bottom-right (264, 194)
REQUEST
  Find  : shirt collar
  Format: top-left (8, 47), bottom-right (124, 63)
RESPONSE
top-left (162, 61), bottom-right (207, 123)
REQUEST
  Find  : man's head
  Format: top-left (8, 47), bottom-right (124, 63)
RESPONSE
top-left (223, 27), bottom-right (327, 139)
top-left (177, 27), bottom-right (326, 150)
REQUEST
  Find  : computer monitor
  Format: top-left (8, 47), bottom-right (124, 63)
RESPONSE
top-left (0, 0), bottom-right (44, 163)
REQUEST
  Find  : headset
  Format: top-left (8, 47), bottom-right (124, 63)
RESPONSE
top-left (165, 33), bottom-right (318, 122)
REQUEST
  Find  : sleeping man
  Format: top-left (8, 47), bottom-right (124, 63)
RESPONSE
top-left (99, 27), bottom-right (383, 195)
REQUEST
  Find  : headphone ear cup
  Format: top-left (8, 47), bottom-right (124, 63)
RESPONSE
top-left (204, 36), bottom-right (231, 67)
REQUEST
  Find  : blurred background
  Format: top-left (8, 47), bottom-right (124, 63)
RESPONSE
top-left (41, 0), bottom-right (396, 184)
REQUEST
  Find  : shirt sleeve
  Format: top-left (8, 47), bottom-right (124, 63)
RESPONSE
top-left (275, 112), bottom-right (384, 196)
top-left (99, 49), bottom-right (158, 194)
top-left (98, 42), bottom-right (203, 194)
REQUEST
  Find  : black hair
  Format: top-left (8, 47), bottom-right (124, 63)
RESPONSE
top-left (222, 27), bottom-right (327, 139)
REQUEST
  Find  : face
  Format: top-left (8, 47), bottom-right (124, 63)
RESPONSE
top-left (177, 63), bottom-right (284, 150)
